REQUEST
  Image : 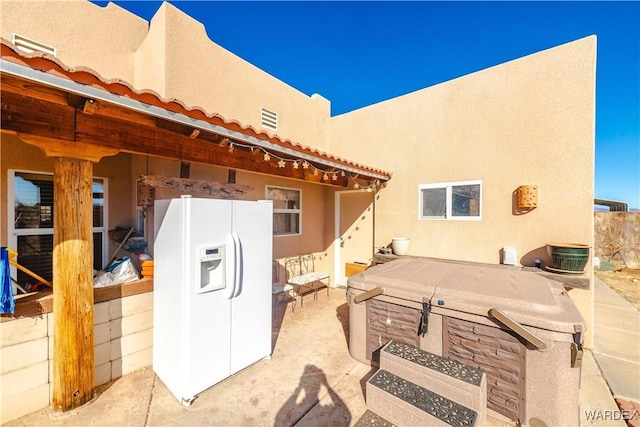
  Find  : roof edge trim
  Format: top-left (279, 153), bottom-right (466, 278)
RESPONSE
top-left (1, 59), bottom-right (389, 181)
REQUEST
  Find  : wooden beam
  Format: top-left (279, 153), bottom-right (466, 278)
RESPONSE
top-left (1, 86), bottom-right (352, 186)
top-left (2, 74), bottom-right (155, 127)
top-left (1, 90), bottom-right (75, 140)
top-left (69, 93), bottom-right (157, 127)
top-left (1, 73), bottom-right (70, 106)
top-left (140, 175), bottom-right (252, 199)
top-left (75, 113), bottom-right (349, 186)
top-left (19, 134), bottom-right (119, 162)
top-left (52, 157), bottom-right (95, 412)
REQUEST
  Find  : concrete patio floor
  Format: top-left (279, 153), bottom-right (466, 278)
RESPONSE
top-left (5, 284), bottom-right (636, 427)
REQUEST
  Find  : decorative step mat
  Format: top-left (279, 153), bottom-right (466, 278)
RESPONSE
top-left (353, 409), bottom-right (396, 427)
top-left (383, 341), bottom-right (483, 386)
top-left (368, 369), bottom-right (478, 427)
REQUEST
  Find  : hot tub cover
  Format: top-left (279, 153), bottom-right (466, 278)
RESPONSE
top-left (347, 258), bottom-right (585, 334)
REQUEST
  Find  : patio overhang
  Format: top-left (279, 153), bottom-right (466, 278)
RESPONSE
top-left (1, 38), bottom-right (392, 412)
top-left (1, 39), bottom-right (391, 187)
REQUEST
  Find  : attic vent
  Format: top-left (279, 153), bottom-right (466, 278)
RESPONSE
top-left (11, 33), bottom-right (57, 57)
top-left (261, 107), bottom-right (278, 131)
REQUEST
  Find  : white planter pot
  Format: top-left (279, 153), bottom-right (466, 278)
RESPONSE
top-left (391, 238), bottom-right (410, 256)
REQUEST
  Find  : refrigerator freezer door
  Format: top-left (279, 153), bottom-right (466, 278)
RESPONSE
top-left (182, 198), bottom-right (234, 400)
top-left (154, 197), bottom-right (235, 404)
top-left (153, 198), bottom-right (187, 400)
top-left (229, 200), bottom-right (273, 374)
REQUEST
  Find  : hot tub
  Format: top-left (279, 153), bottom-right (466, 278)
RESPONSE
top-left (347, 258), bottom-right (585, 427)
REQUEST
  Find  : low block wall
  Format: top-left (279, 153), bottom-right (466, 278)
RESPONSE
top-left (0, 291), bottom-right (153, 424)
top-left (594, 212), bottom-right (640, 269)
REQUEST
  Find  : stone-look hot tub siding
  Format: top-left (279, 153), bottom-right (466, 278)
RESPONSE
top-left (443, 316), bottom-right (526, 421)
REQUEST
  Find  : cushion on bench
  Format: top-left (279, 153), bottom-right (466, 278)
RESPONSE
top-left (287, 271), bottom-right (329, 286)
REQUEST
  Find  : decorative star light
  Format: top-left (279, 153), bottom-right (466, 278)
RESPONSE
top-left (302, 161), bottom-right (309, 169)
top-left (354, 182), bottom-right (360, 189)
top-left (293, 161), bottom-right (299, 169)
top-left (332, 174), bottom-right (338, 181)
top-left (278, 159), bottom-right (286, 168)
top-left (263, 152), bottom-right (271, 162)
top-left (323, 173), bottom-right (329, 180)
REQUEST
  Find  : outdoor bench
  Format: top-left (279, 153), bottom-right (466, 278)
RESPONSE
top-left (272, 260), bottom-right (296, 317)
top-left (284, 254), bottom-right (330, 307)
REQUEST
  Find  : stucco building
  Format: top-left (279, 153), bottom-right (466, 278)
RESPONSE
top-left (1, 1), bottom-right (596, 422)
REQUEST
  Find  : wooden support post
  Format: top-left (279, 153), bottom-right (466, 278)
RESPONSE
top-left (52, 157), bottom-right (95, 411)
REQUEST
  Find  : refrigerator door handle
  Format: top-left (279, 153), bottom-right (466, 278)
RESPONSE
top-left (231, 231), bottom-right (242, 298)
top-left (227, 232), bottom-right (242, 299)
top-left (226, 233), bottom-right (236, 300)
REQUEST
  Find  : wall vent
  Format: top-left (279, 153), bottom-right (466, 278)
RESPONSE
top-left (261, 107), bottom-right (278, 131)
top-left (11, 33), bottom-right (57, 57)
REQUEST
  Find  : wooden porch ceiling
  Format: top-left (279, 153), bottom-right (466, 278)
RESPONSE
top-left (0, 43), bottom-right (391, 187)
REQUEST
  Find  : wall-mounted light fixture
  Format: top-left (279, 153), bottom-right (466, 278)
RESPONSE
top-left (517, 185), bottom-right (538, 209)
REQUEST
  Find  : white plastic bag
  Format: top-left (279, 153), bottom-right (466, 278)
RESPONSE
top-left (94, 257), bottom-right (139, 288)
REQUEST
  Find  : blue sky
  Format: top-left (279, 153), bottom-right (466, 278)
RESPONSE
top-left (92, 1), bottom-right (640, 208)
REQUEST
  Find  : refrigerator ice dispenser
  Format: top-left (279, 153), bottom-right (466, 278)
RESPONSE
top-left (197, 244), bottom-right (225, 293)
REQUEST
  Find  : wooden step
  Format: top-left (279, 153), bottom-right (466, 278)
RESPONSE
top-left (377, 340), bottom-right (486, 425)
top-left (367, 369), bottom-right (478, 426)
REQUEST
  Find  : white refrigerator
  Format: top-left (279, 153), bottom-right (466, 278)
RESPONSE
top-left (153, 196), bottom-right (273, 405)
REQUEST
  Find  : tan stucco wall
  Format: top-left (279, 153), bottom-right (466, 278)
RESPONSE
top-left (328, 37), bottom-right (596, 344)
top-left (135, 2), bottom-right (331, 146)
top-left (329, 36), bottom-right (596, 267)
top-left (0, 1), bottom-right (148, 84)
top-left (1, 1), bottom-right (332, 148)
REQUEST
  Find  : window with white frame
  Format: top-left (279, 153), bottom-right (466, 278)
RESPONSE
top-left (8, 170), bottom-right (108, 286)
top-left (265, 185), bottom-right (301, 236)
top-left (419, 180), bottom-right (482, 220)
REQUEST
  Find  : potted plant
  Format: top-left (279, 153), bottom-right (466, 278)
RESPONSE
top-left (391, 238), bottom-right (410, 256)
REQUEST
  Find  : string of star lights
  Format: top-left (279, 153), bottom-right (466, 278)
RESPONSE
top-left (224, 139), bottom-right (384, 190)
